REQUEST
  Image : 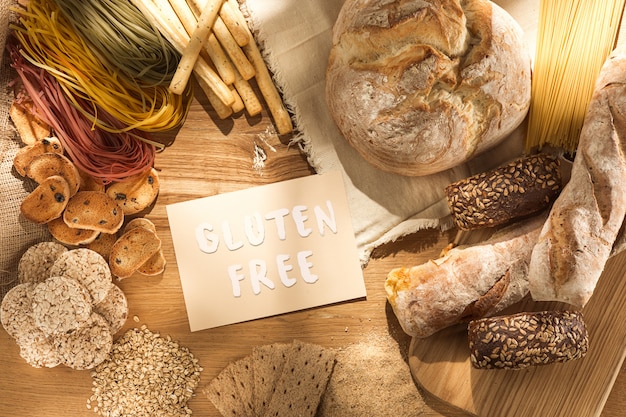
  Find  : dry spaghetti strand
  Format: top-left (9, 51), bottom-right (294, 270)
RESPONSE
top-left (11, 0), bottom-right (192, 135)
top-left (525, 0), bottom-right (626, 154)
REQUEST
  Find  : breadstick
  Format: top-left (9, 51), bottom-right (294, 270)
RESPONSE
top-left (133, 0), bottom-right (233, 106)
top-left (233, 67), bottom-right (262, 116)
top-left (219, 1), bottom-right (250, 46)
top-left (235, 12), bottom-right (293, 134)
top-left (169, 0), bottom-right (224, 95)
top-left (213, 16), bottom-right (255, 80)
top-left (228, 85), bottom-right (245, 113)
top-left (205, 34), bottom-right (236, 85)
top-left (197, 75), bottom-right (233, 119)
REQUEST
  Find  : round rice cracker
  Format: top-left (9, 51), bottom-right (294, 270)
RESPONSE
top-left (31, 275), bottom-right (92, 337)
top-left (93, 284), bottom-right (128, 334)
top-left (0, 283), bottom-right (38, 341)
top-left (18, 329), bottom-right (62, 368)
top-left (50, 248), bottom-right (112, 304)
top-left (17, 241), bottom-right (68, 285)
top-left (54, 312), bottom-right (113, 370)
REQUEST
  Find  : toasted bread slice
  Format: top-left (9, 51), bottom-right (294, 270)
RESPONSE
top-left (123, 217), bottom-right (157, 234)
top-left (25, 152), bottom-right (80, 196)
top-left (106, 168), bottom-right (160, 215)
top-left (13, 137), bottom-right (64, 177)
top-left (137, 249), bottom-right (166, 276)
top-left (20, 175), bottom-right (70, 224)
top-left (9, 100), bottom-right (51, 145)
top-left (109, 227), bottom-right (161, 279)
top-left (85, 232), bottom-right (118, 262)
top-left (63, 191), bottom-right (124, 234)
top-left (77, 169), bottom-right (105, 192)
top-left (47, 217), bottom-right (100, 246)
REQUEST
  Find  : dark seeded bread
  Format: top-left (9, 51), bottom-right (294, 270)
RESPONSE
top-left (445, 154), bottom-right (561, 231)
top-left (468, 310), bottom-right (588, 370)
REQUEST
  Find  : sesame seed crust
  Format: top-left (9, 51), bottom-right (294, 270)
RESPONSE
top-left (468, 310), bottom-right (588, 370)
top-left (445, 154), bottom-right (562, 231)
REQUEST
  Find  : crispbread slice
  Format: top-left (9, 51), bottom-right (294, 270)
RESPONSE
top-left (262, 341), bottom-right (336, 417)
top-left (229, 355), bottom-right (255, 417)
top-left (252, 343), bottom-right (290, 414)
top-left (93, 284), bottom-right (128, 335)
top-left (50, 249), bottom-right (113, 305)
top-left (204, 362), bottom-right (247, 417)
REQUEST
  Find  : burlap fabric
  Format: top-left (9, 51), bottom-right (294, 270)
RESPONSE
top-left (0, 1), bottom-right (51, 299)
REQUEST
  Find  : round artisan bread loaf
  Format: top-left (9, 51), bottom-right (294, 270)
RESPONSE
top-left (468, 310), bottom-right (588, 370)
top-left (326, 0), bottom-right (531, 176)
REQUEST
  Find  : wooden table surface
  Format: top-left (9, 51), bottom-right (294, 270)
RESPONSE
top-left (1, 90), bottom-right (624, 416)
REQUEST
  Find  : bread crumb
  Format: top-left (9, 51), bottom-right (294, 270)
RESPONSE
top-left (316, 332), bottom-right (427, 416)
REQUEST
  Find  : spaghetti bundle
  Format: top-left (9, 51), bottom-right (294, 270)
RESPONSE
top-left (525, 0), bottom-right (626, 153)
top-left (9, 39), bottom-right (156, 184)
top-left (11, 0), bottom-right (192, 135)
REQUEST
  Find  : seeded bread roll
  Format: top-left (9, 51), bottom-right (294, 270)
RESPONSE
top-left (326, 0), bottom-right (531, 176)
top-left (468, 310), bottom-right (588, 370)
top-left (445, 154), bottom-right (562, 230)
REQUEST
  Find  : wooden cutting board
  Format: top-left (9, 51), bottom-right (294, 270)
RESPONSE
top-left (409, 251), bottom-right (626, 417)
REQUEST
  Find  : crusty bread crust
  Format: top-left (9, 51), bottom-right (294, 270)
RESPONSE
top-left (528, 48), bottom-right (626, 307)
top-left (385, 213), bottom-right (545, 338)
top-left (326, 0), bottom-right (531, 176)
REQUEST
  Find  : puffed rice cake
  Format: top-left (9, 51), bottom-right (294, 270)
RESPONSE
top-left (0, 283), bottom-right (39, 341)
top-left (54, 312), bottom-right (113, 370)
top-left (31, 275), bottom-right (92, 336)
top-left (50, 248), bottom-right (112, 304)
top-left (17, 241), bottom-right (67, 284)
top-left (18, 330), bottom-right (62, 368)
top-left (93, 284), bottom-right (128, 335)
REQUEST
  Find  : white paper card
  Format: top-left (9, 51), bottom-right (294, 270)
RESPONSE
top-left (166, 170), bottom-right (366, 331)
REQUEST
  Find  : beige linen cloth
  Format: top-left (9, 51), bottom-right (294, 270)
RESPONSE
top-left (244, 0), bottom-right (532, 264)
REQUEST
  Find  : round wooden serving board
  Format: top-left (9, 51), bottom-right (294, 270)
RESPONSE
top-left (409, 252), bottom-right (626, 417)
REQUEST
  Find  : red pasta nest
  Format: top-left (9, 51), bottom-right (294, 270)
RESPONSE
top-left (8, 37), bottom-right (156, 184)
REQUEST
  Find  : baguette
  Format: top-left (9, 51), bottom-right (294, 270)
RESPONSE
top-left (528, 48), bottom-right (626, 307)
top-left (385, 213), bottom-right (546, 338)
